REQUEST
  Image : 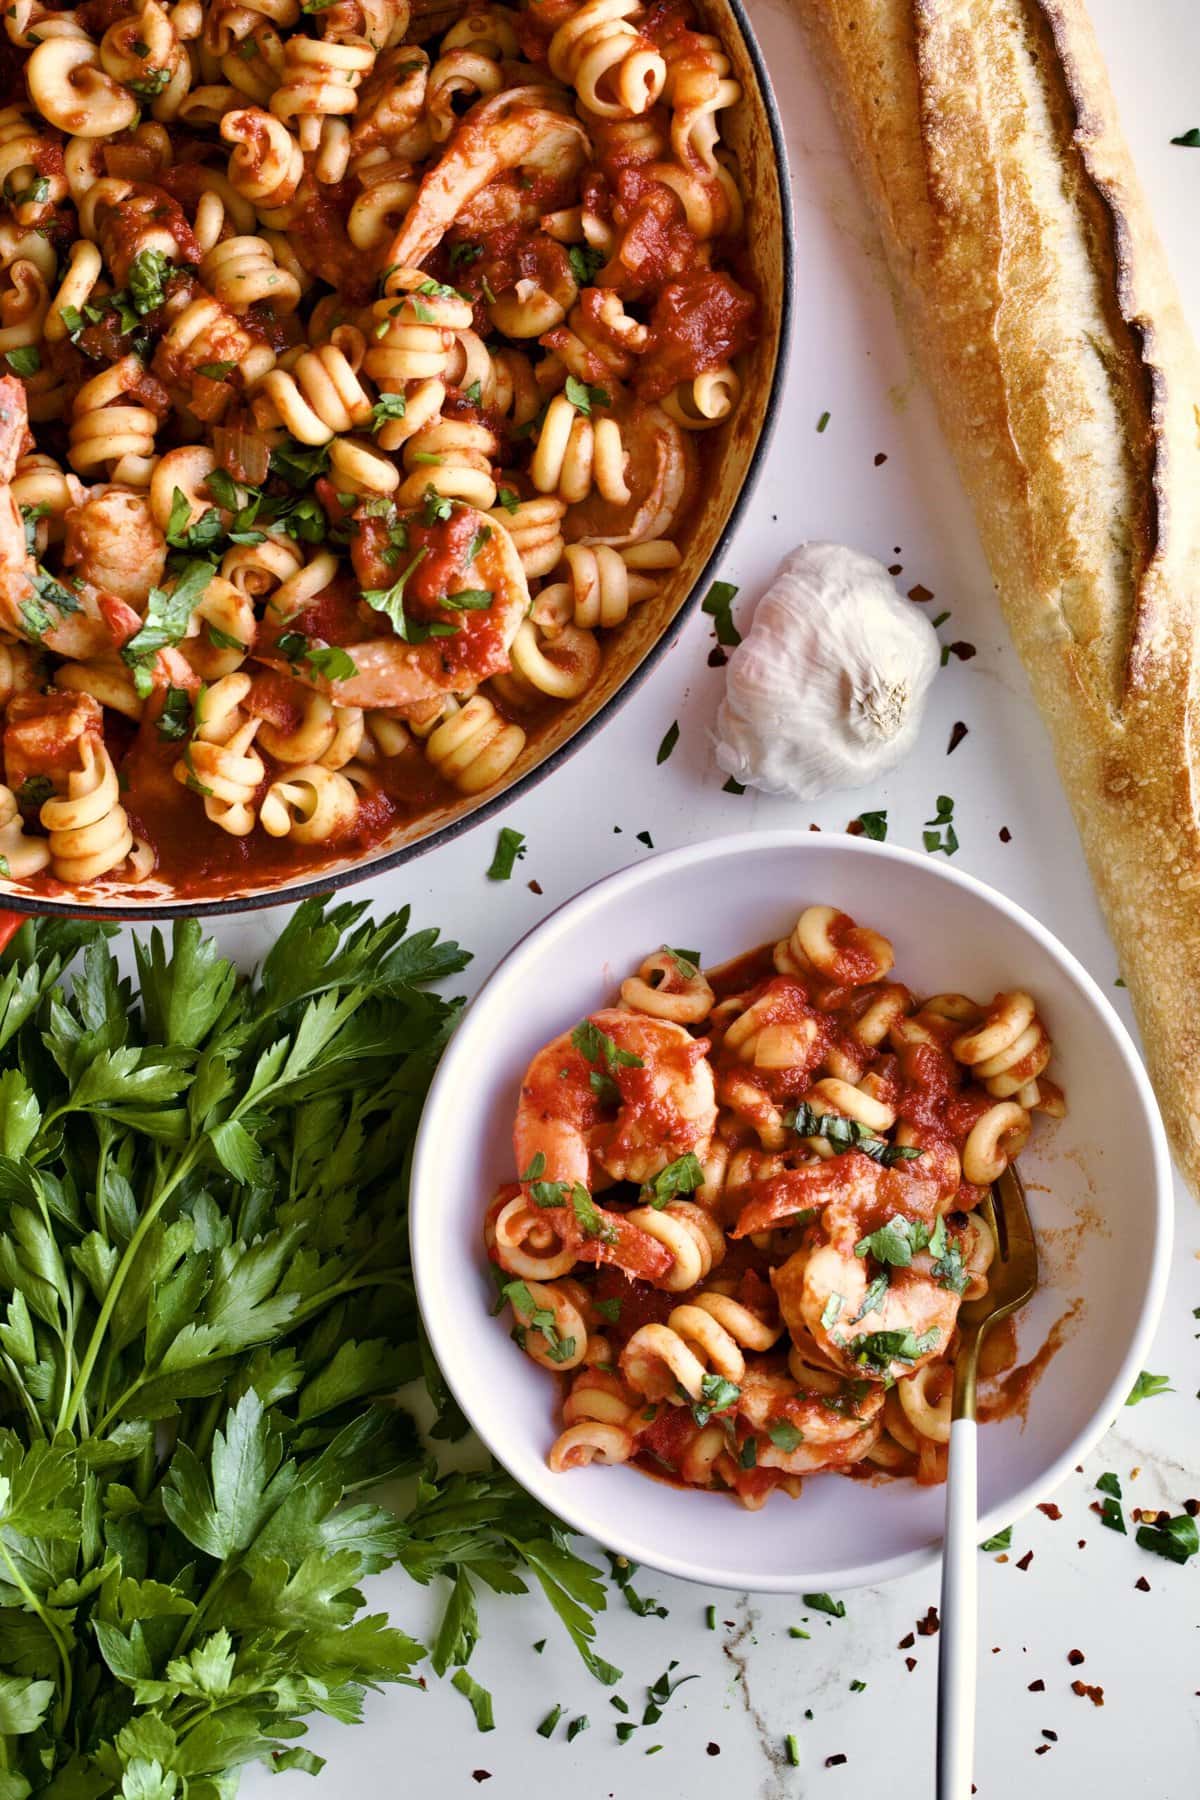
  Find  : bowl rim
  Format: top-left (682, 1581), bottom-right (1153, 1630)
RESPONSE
top-left (1, 0), bottom-right (795, 923)
top-left (410, 828), bottom-right (1175, 1592)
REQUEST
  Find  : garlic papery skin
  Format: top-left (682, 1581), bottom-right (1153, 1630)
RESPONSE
top-left (713, 541), bottom-right (941, 799)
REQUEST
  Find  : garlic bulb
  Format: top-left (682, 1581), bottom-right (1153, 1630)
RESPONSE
top-left (713, 542), bottom-right (940, 799)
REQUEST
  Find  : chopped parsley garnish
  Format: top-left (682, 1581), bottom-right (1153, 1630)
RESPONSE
top-left (820, 1293), bottom-right (842, 1331)
top-left (363, 548), bottom-right (456, 643)
top-left (1126, 1370), bottom-right (1174, 1405)
top-left (691, 1372), bottom-right (740, 1427)
top-left (570, 1019), bottom-right (644, 1072)
top-left (155, 684), bottom-right (192, 741)
top-left (121, 558), bottom-right (214, 695)
top-left (571, 1185), bottom-right (615, 1243)
top-left (856, 809), bottom-right (888, 840)
top-left (128, 65), bottom-right (170, 99)
top-left (16, 774), bottom-right (54, 810)
top-left (850, 1328), bottom-right (940, 1373)
top-left (923, 794), bottom-right (959, 857)
top-left (128, 247), bottom-right (171, 314)
top-left (196, 360), bottom-right (235, 380)
top-left (1096, 1467), bottom-right (1126, 1534)
top-left (449, 240), bottom-right (483, 267)
top-left (4, 346), bottom-right (39, 376)
top-left (979, 1525), bottom-right (1013, 1552)
top-left (606, 1554), bottom-right (668, 1618)
top-left (662, 945), bottom-right (701, 979)
top-left (568, 243), bottom-right (605, 286)
top-left (656, 719), bottom-right (680, 764)
top-left (1136, 1513), bottom-right (1197, 1565)
top-left (206, 623), bottom-right (246, 653)
top-left (270, 438), bottom-right (331, 488)
top-left (640, 1152), bottom-right (704, 1209)
top-left (567, 1715), bottom-right (589, 1741)
top-left (854, 1212), bottom-right (946, 1267)
top-left (802, 1593), bottom-right (845, 1618)
top-left (1170, 127), bottom-right (1200, 146)
top-left (369, 392), bottom-right (407, 431)
top-left (766, 1419), bottom-right (803, 1452)
top-left (702, 579), bottom-right (741, 646)
top-left (564, 374), bottom-right (610, 415)
top-left (739, 1437), bottom-right (757, 1468)
top-left (442, 588), bottom-right (492, 610)
top-left (486, 826), bottom-right (526, 880)
top-left (9, 175), bottom-right (49, 209)
top-left (495, 486), bottom-right (520, 514)
top-left (852, 1272), bottom-right (889, 1322)
top-left (816, 410), bottom-right (831, 432)
top-left (450, 1669), bottom-right (495, 1732)
top-left (594, 1295), bottom-right (621, 1323)
top-left (787, 1102), bottom-right (924, 1167)
top-left (422, 485), bottom-right (455, 526)
top-left (536, 1704), bottom-right (562, 1737)
top-left (501, 1279), bottom-right (576, 1363)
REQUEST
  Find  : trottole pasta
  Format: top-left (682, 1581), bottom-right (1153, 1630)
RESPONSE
top-left (0, 0), bottom-right (756, 896)
top-left (486, 906), bottom-right (1065, 1508)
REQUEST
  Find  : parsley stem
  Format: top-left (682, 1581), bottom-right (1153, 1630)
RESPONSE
top-left (57, 1145), bottom-right (202, 1434)
top-left (0, 1535), bottom-right (72, 1726)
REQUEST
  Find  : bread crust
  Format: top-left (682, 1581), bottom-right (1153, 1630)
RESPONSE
top-left (794, 0), bottom-right (1200, 1189)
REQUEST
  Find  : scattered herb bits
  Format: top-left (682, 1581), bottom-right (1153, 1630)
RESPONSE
top-left (702, 579), bottom-right (742, 646)
top-left (487, 825), bottom-right (527, 880)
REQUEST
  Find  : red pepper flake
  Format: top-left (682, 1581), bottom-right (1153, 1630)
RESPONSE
top-left (1037, 1503), bottom-right (1062, 1521)
top-left (706, 1744), bottom-right (721, 1756)
top-left (1067, 1649), bottom-right (1085, 1666)
top-left (846, 818), bottom-right (864, 836)
top-left (898, 1633), bottom-right (916, 1650)
top-left (472, 1774), bottom-right (492, 1784)
top-left (1035, 1746), bottom-right (1050, 1756)
top-left (825, 1754), bottom-right (847, 1768)
top-left (991, 1647), bottom-right (1001, 1655)
top-left (1184, 1498), bottom-right (1199, 1516)
top-left (1016, 1551), bottom-right (1034, 1571)
top-left (916, 1607), bottom-right (940, 1637)
top-left (999, 825), bottom-right (1012, 842)
top-left (1078, 1540), bottom-right (1087, 1549)
top-left (946, 640), bottom-right (977, 662)
top-left (908, 583), bottom-right (934, 603)
top-left (708, 645), bottom-right (728, 668)
top-left (888, 563), bottom-right (903, 576)
top-left (1071, 1680), bottom-right (1104, 1707)
top-left (874, 452), bottom-right (888, 467)
top-left (947, 720), bottom-right (968, 754)
top-left (1028, 1679), bottom-right (1045, 1692)
top-left (809, 822), bottom-right (821, 832)
top-left (527, 879), bottom-right (543, 895)
top-left (1135, 1576), bottom-right (1151, 1592)
top-left (905, 1657), bottom-right (918, 1672)
top-left (1042, 1730), bottom-right (1058, 1742)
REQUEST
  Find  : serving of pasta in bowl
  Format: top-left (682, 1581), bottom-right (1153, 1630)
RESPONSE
top-left (411, 830), bottom-right (1172, 1590)
top-left (0, 0), bottom-right (788, 912)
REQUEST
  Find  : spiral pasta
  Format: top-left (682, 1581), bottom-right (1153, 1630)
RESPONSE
top-left (40, 739), bottom-right (134, 882)
top-left (0, 0), bottom-right (752, 897)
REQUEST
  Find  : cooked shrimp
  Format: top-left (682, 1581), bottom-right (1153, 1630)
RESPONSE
top-left (564, 401), bottom-right (695, 546)
top-left (737, 1362), bottom-right (885, 1473)
top-left (515, 1007), bottom-right (717, 1187)
top-left (729, 1145), bottom-right (950, 1243)
top-left (771, 1241), bottom-right (960, 1382)
top-left (0, 374), bottom-right (30, 484)
top-left (61, 487), bottom-right (166, 606)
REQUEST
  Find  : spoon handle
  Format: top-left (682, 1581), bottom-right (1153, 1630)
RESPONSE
top-left (937, 1415), bottom-right (978, 1800)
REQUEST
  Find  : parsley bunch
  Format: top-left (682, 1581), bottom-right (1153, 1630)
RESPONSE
top-left (0, 902), bottom-right (615, 1796)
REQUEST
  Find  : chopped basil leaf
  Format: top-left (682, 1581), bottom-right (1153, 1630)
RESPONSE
top-left (979, 1525), bottom-right (1012, 1552)
top-left (857, 809), bottom-right (888, 841)
top-left (450, 1669), bottom-right (495, 1732)
top-left (691, 1371), bottom-right (740, 1427)
top-left (571, 1019), bottom-right (644, 1071)
top-left (662, 945), bottom-right (702, 979)
top-left (564, 374), bottom-right (609, 415)
top-left (766, 1419), bottom-right (803, 1452)
top-left (849, 1327), bottom-right (939, 1373)
top-left (802, 1593), bottom-right (845, 1618)
top-left (820, 1293), bottom-right (842, 1331)
top-left (155, 684), bottom-right (192, 741)
top-left (789, 1102), bottom-right (924, 1168)
top-left (702, 579), bottom-right (741, 646)
top-left (369, 392), bottom-right (407, 431)
top-left (17, 774), bottom-right (54, 810)
top-left (656, 719), bottom-right (680, 764)
top-left (568, 243), bottom-right (605, 286)
top-left (1135, 1514), bottom-right (1198, 1565)
top-left (4, 346), bottom-right (39, 376)
top-left (128, 247), bottom-right (171, 314)
top-left (852, 1272), bottom-right (889, 1323)
top-left (495, 486), bottom-right (520, 514)
top-left (1126, 1370), bottom-right (1174, 1406)
top-left (486, 826), bottom-right (526, 880)
top-left (441, 588), bottom-right (492, 610)
top-left (640, 1152), bottom-right (704, 1209)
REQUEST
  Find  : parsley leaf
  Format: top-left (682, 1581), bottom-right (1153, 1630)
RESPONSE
top-left (789, 1103), bottom-right (924, 1168)
top-left (564, 375), bottom-right (610, 416)
top-left (487, 827), bottom-right (526, 881)
top-left (701, 580), bottom-right (741, 646)
top-left (4, 346), bottom-right (39, 376)
top-left (1135, 1513), bottom-right (1198, 1565)
top-left (128, 247), bottom-right (171, 313)
top-left (691, 1372), bottom-right (740, 1427)
top-left (1126, 1370), bottom-right (1174, 1405)
top-left (640, 1152), bottom-right (704, 1209)
top-left (571, 1019), bottom-right (644, 1072)
top-left (802, 1593), bottom-right (846, 1618)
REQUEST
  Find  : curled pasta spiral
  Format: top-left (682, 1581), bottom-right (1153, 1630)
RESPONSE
top-left (533, 540), bottom-right (678, 630)
top-left (489, 1188), bottom-right (577, 1280)
top-left (365, 265), bottom-right (473, 391)
top-left (0, 783), bottom-right (50, 877)
top-left (529, 391), bottom-right (628, 505)
top-left (621, 1201), bottom-right (724, 1292)
top-left (498, 615), bottom-right (601, 703)
top-left (424, 695), bottom-right (525, 795)
top-left (203, 0), bottom-right (300, 57)
top-left (79, 179), bottom-right (187, 287)
top-left (0, 257), bottom-right (47, 356)
top-left (327, 433), bottom-right (399, 500)
top-left (259, 762), bottom-right (358, 841)
top-left (221, 105), bottom-right (305, 209)
top-left (662, 364), bottom-right (741, 431)
top-left (183, 575), bottom-right (256, 678)
top-left (175, 671), bottom-right (265, 836)
top-left (347, 154), bottom-right (418, 250)
top-left (621, 948), bottom-right (713, 1025)
top-left (68, 356), bottom-right (160, 484)
top-left (258, 692), bottom-right (363, 765)
top-left (156, 288), bottom-right (276, 396)
top-left (99, 0), bottom-right (192, 120)
top-left (488, 494), bottom-right (566, 580)
top-left (951, 991), bottom-right (1054, 1104)
top-left (25, 39), bottom-right (139, 138)
top-left (621, 1289), bottom-right (781, 1401)
top-left (251, 328), bottom-right (373, 443)
top-left (507, 1276), bottom-right (588, 1372)
top-left (55, 656), bottom-right (145, 722)
top-left (440, 5), bottom-right (519, 59)
top-left (269, 35), bottom-right (375, 151)
top-left (547, 0), bottom-right (665, 120)
top-left (40, 739), bottom-right (134, 883)
top-left (544, 289), bottom-right (648, 386)
top-left (426, 47), bottom-right (504, 141)
top-left (199, 235), bottom-right (302, 312)
top-left (0, 106), bottom-right (67, 225)
top-left (397, 418), bottom-right (498, 509)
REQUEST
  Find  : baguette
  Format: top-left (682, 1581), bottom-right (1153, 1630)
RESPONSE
top-left (793, 0), bottom-right (1200, 1191)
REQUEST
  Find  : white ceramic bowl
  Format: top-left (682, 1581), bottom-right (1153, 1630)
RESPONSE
top-left (411, 831), bottom-right (1173, 1592)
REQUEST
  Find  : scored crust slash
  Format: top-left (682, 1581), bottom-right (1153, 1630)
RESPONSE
top-left (794, 0), bottom-right (1200, 1193)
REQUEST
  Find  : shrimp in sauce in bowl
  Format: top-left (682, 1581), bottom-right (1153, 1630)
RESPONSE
top-left (485, 908), bottom-right (1066, 1508)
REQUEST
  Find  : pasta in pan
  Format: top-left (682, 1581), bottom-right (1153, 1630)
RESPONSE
top-left (487, 907), bottom-right (1066, 1507)
top-left (0, 0), bottom-right (756, 895)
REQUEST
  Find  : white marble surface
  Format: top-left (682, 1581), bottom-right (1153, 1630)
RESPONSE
top-left (229, 2), bottom-right (1200, 1792)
